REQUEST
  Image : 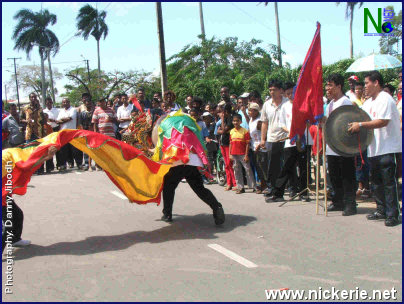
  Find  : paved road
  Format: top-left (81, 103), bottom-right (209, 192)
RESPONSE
top-left (2, 169), bottom-right (402, 301)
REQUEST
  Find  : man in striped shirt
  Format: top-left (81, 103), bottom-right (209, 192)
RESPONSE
top-left (92, 98), bottom-right (117, 138)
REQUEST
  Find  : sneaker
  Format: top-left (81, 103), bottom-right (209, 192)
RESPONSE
top-left (366, 211), bottom-right (386, 220)
top-left (265, 195), bottom-right (284, 203)
top-left (12, 239), bottom-right (31, 247)
top-left (385, 217), bottom-right (399, 227)
top-left (213, 205), bottom-right (225, 225)
top-left (161, 214), bottom-right (172, 222)
top-left (342, 207), bottom-right (357, 216)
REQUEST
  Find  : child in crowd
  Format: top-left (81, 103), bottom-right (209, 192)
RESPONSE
top-left (202, 112), bottom-right (219, 175)
top-left (229, 113), bottom-right (256, 194)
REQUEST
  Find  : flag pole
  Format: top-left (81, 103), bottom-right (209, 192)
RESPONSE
top-left (316, 124), bottom-right (320, 214)
top-left (322, 126), bottom-right (328, 216)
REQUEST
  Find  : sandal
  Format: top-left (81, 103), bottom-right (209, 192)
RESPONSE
top-left (236, 188), bottom-right (245, 194)
top-left (224, 186), bottom-right (232, 191)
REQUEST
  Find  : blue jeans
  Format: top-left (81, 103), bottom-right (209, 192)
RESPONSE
top-left (369, 154), bottom-right (400, 219)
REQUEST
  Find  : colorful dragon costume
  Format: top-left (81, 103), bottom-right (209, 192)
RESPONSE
top-left (2, 110), bottom-right (211, 204)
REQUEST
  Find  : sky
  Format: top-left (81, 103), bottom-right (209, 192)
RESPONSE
top-left (2, 1), bottom-right (402, 100)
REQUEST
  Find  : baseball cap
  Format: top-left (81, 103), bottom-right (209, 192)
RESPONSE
top-left (239, 92), bottom-right (250, 98)
top-left (248, 103), bottom-right (260, 111)
top-left (202, 112), bottom-right (213, 117)
top-left (348, 75), bottom-right (359, 82)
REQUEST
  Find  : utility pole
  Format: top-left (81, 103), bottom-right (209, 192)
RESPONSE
top-left (274, 2), bottom-right (282, 67)
top-left (85, 59), bottom-right (91, 83)
top-left (7, 57), bottom-right (21, 112)
top-left (46, 48), bottom-right (56, 103)
top-left (4, 84), bottom-right (7, 103)
top-left (199, 2), bottom-right (206, 40)
top-left (199, 2), bottom-right (208, 71)
top-left (156, 2), bottom-right (168, 94)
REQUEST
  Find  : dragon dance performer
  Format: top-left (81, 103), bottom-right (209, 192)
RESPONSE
top-left (152, 110), bottom-right (225, 225)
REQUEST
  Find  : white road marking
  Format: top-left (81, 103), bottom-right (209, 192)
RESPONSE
top-left (75, 172), bottom-right (82, 175)
top-left (110, 190), bottom-right (127, 200)
top-left (208, 244), bottom-right (258, 268)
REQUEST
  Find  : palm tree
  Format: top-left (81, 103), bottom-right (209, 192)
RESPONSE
top-left (76, 4), bottom-right (108, 76)
top-left (12, 8), bottom-right (59, 106)
top-left (336, 2), bottom-right (364, 59)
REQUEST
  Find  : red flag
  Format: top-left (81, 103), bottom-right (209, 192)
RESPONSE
top-left (129, 96), bottom-right (143, 112)
top-left (290, 22), bottom-right (323, 144)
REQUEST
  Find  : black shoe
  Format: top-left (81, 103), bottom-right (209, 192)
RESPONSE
top-left (385, 217), bottom-right (399, 227)
top-left (288, 190), bottom-right (297, 199)
top-left (213, 205), bottom-right (225, 225)
top-left (342, 207), bottom-right (357, 216)
top-left (366, 211), bottom-right (386, 220)
top-left (264, 190), bottom-right (274, 198)
top-left (327, 204), bottom-right (343, 212)
top-left (265, 195), bottom-right (284, 203)
top-left (161, 214), bottom-right (172, 222)
top-left (299, 194), bottom-right (310, 202)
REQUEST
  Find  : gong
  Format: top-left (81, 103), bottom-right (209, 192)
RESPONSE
top-left (325, 105), bottom-right (373, 157)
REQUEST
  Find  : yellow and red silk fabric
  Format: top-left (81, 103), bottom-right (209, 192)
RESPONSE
top-left (2, 129), bottom-right (171, 204)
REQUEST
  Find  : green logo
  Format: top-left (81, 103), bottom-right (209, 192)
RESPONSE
top-left (364, 8), bottom-right (394, 36)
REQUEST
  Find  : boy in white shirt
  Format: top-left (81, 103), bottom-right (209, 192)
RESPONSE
top-left (324, 74), bottom-right (357, 216)
top-left (348, 71), bottom-right (402, 227)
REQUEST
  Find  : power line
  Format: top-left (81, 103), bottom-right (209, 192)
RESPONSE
top-left (59, 2), bottom-right (113, 50)
top-left (230, 2), bottom-right (300, 48)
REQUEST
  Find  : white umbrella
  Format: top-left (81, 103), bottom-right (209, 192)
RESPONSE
top-left (346, 54), bottom-right (402, 72)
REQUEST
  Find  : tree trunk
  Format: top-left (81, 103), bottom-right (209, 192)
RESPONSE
top-left (274, 2), bottom-right (282, 67)
top-left (47, 49), bottom-right (56, 103)
top-left (156, 2), bottom-right (168, 94)
top-left (97, 39), bottom-right (101, 77)
top-left (40, 50), bottom-right (46, 108)
top-left (349, 9), bottom-right (354, 58)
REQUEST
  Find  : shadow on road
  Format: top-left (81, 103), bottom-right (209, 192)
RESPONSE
top-left (5, 213), bottom-right (256, 261)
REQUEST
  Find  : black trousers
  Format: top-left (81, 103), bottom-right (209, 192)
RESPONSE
top-left (267, 142), bottom-right (285, 188)
top-left (327, 155), bottom-right (356, 208)
top-left (59, 143), bottom-right (83, 167)
top-left (252, 150), bottom-right (270, 186)
top-left (274, 146), bottom-right (307, 197)
top-left (2, 197), bottom-right (24, 253)
top-left (369, 153), bottom-right (400, 219)
top-left (162, 165), bottom-right (221, 216)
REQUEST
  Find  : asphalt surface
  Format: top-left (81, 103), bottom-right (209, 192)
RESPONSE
top-left (2, 169), bottom-right (402, 302)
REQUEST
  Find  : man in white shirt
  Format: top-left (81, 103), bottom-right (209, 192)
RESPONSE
top-left (324, 74), bottom-right (357, 216)
top-left (348, 71), bottom-right (402, 227)
top-left (259, 80), bottom-right (289, 198)
top-left (43, 97), bottom-right (60, 172)
top-left (346, 75), bottom-right (359, 102)
top-left (56, 98), bottom-right (83, 171)
top-left (116, 93), bottom-right (133, 139)
top-left (267, 82), bottom-right (307, 202)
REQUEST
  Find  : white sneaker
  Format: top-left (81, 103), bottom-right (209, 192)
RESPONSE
top-left (12, 239), bottom-right (31, 247)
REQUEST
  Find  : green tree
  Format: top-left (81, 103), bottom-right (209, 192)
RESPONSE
top-left (336, 2), bottom-right (364, 59)
top-left (379, 6), bottom-right (402, 55)
top-left (6, 65), bottom-right (63, 100)
top-left (63, 68), bottom-right (159, 105)
top-left (167, 36), bottom-right (283, 104)
top-left (76, 4), bottom-right (108, 76)
top-left (12, 8), bottom-right (59, 106)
